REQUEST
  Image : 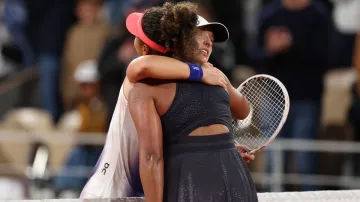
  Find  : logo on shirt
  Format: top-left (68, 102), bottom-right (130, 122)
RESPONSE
top-left (101, 163), bottom-right (110, 175)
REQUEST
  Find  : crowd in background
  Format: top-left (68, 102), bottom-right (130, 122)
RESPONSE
top-left (0, 0), bottom-right (360, 198)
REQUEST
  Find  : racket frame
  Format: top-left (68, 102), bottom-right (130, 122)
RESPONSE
top-left (234, 74), bottom-right (290, 154)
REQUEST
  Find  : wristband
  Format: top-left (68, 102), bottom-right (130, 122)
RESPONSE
top-left (185, 62), bottom-right (203, 81)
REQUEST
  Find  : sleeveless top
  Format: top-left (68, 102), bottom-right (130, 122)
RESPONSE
top-left (80, 84), bottom-right (142, 198)
top-left (160, 81), bottom-right (232, 144)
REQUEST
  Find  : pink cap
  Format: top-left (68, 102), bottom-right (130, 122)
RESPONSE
top-left (126, 12), bottom-right (171, 54)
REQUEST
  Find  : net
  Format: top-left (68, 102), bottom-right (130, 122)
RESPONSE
top-left (16, 190), bottom-right (360, 202)
top-left (232, 75), bottom-right (289, 151)
top-left (257, 190), bottom-right (360, 202)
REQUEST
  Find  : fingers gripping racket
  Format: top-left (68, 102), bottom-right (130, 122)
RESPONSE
top-left (232, 74), bottom-right (290, 154)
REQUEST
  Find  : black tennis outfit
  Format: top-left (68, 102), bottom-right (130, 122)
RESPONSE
top-left (160, 82), bottom-right (258, 202)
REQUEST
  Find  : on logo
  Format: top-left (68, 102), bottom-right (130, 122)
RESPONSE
top-left (101, 163), bottom-right (110, 175)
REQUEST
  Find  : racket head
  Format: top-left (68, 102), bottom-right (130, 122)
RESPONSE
top-left (233, 74), bottom-right (290, 154)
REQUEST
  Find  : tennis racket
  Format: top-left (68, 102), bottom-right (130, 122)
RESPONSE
top-left (232, 74), bottom-right (290, 154)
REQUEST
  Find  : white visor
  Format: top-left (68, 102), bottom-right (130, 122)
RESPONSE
top-left (196, 15), bottom-right (229, 43)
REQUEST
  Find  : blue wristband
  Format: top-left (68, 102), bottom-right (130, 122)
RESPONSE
top-left (185, 62), bottom-right (203, 81)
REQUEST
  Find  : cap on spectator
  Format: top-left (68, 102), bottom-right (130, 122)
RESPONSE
top-left (196, 15), bottom-right (229, 43)
top-left (74, 60), bottom-right (99, 83)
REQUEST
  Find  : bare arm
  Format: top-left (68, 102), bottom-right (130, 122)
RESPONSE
top-left (128, 83), bottom-right (164, 202)
top-left (127, 55), bottom-right (190, 82)
top-left (126, 56), bottom-right (227, 88)
top-left (228, 86), bottom-right (250, 120)
top-left (226, 76), bottom-right (250, 120)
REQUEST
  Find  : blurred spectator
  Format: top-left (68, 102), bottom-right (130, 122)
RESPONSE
top-left (72, 60), bottom-right (107, 133)
top-left (103, 0), bottom-right (163, 35)
top-left (3, 0), bottom-right (34, 67)
top-left (243, 0), bottom-right (262, 43)
top-left (54, 60), bottom-right (106, 196)
top-left (249, 0), bottom-right (331, 191)
top-left (0, 3), bottom-right (17, 79)
top-left (61, 0), bottom-right (110, 111)
top-left (349, 28), bottom-right (360, 178)
top-left (103, 0), bottom-right (133, 31)
top-left (198, 0), bottom-right (247, 65)
top-left (103, 0), bottom-right (127, 28)
top-left (3, 0), bottom-right (77, 122)
top-left (330, 0), bottom-right (360, 67)
top-left (98, 30), bottom-right (137, 129)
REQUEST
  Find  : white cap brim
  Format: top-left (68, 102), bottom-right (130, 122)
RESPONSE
top-left (197, 15), bottom-right (229, 43)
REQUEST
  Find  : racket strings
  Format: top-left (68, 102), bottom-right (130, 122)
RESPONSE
top-left (235, 79), bottom-right (284, 147)
top-left (233, 77), bottom-right (286, 150)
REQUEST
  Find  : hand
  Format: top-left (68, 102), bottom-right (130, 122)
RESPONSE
top-left (236, 145), bottom-right (255, 163)
top-left (201, 62), bottom-right (227, 89)
top-left (265, 27), bottom-right (292, 55)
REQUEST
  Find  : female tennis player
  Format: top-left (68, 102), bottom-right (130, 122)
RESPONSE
top-left (125, 17), bottom-right (255, 162)
top-left (80, 2), bottom-right (254, 199)
top-left (127, 2), bottom-right (257, 202)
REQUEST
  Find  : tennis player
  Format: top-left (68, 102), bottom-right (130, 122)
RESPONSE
top-left (80, 2), bottom-right (254, 199)
top-left (128, 2), bottom-right (257, 202)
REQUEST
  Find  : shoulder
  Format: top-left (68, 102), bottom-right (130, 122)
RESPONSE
top-left (129, 79), bottom-right (160, 101)
top-left (132, 80), bottom-right (152, 93)
top-left (130, 79), bottom-right (175, 101)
